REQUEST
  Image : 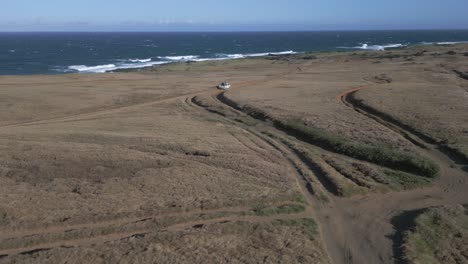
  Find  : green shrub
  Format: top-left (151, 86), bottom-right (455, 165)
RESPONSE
top-left (403, 205), bottom-right (468, 263)
top-left (383, 169), bottom-right (432, 189)
top-left (275, 120), bottom-right (439, 178)
top-left (294, 194), bottom-right (308, 204)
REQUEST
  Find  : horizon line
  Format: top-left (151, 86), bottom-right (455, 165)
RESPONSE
top-left (1, 28), bottom-right (468, 33)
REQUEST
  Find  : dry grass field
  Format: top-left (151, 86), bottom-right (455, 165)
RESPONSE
top-left (0, 44), bottom-right (467, 263)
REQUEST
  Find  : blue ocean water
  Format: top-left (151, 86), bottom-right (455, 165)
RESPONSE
top-left (1, 30), bottom-right (468, 75)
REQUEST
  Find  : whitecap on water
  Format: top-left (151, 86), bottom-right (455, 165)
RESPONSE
top-left (129, 58), bottom-right (152, 63)
top-left (158, 55), bottom-right (200, 61)
top-left (62, 50), bottom-right (298, 73)
top-left (338, 43), bottom-right (406, 51)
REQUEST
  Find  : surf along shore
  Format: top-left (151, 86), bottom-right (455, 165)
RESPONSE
top-left (0, 43), bottom-right (467, 264)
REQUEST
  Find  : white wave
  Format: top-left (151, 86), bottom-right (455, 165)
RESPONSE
top-left (117, 61), bottom-right (169, 69)
top-left (67, 61), bottom-right (170, 73)
top-left (420, 41), bottom-right (468, 46)
top-left (224, 54), bottom-right (245, 59)
top-left (158, 55), bottom-right (199, 61)
top-left (245, 50), bottom-right (297, 57)
top-left (216, 50), bottom-right (297, 60)
top-left (129, 58), bottom-right (151, 63)
top-left (52, 66), bottom-right (76, 73)
top-left (9, 50), bottom-right (15, 53)
top-left (339, 43), bottom-right (406, 51)
top-left (162, 51), bottom-right (297, 63)
top-left (245, 52), bottom-right (270, 57)
top-left (192, 57), bottom-right (228, 62)
top-left (63, 50), bottom-right (298, 74)
top-left (436, 41), bottom-right (468, 45)
top-left (69, 64), bottom-right (117, 73)
top-left (270, 50), bottom-right (297, 55)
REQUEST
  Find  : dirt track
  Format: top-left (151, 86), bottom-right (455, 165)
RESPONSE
top-left (189, 85), bottom-right (468, 264)
top-left (1, 44), bottom-right (468, 263)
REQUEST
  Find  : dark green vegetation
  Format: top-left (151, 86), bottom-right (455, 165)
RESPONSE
top-left (262, 127), bottom-right (431, 197)
top-left (347, 91), bottom-right (468, 166)
top-left (221, 91), bottom-right (440, 178)
top-left (294, 194), bottom-right (308, 204)
top-left (402, 205), bottom-right (468, 264)
top-left (275, 120), bottom-right (440, 178)
top-left (323, 155), bottom-right (432, 194)
top-left (218, 92), bottom-right (438, 197)
top-left (382, 170), bottom-right (432, 190)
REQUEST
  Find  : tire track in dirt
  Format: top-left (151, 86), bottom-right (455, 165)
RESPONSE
top-left (339, 84), bottom-right (468, 195)
top-left (0, 75), bottom-right (284, 130)
top-left (0, 230), bottom-right (152, 257)
top-left (0, 208), bottom-right (311, 257)
top-left (199, 86), bottom-right (468, 264)
top-left (0, 77), bottom-right (164, 87)
top-left (339, 84), bottom-right (468, 168)
top-left (187, 92), bottom-right (358, 264)
top-left (337, 84), bottom-right (428, 149)
top-left (165, 211), bottom-right (313, 232)
top-left (214, 94), bottom-right (385, 264)
top-left (0, 90), bottom-right (213, 130)
top-left (0, 209), bottom-right (315, 258)
top-left (0, 207), bottom-right (254, 257)
top-left (191, 83), bottom-right (408, 263)
top-left (0, 69), bottom-right (318, 260)
top-left (0, 207), bottom-right (251, 241)
top-left (337, 83), bottom-right (468, 263)
top-left (0, 75), bottom-right (304, 258)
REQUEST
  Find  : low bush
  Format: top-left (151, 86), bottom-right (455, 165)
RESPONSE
top-left (383, 169), bottom-right (432, 190)
top-left (403, 205), bottom-right (468, 263)
top-left (275, 120), bottom-right (439, 178)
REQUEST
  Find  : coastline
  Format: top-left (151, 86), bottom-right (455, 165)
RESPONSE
top-left (112, 42), bottom-right (468, 73)
top-left (81, 41), bottom-right (468, 74)
top-left (3, 30), bottom-right (468, 75)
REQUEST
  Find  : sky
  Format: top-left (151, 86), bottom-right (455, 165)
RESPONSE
top-left (1, 0), bottom-right (468, 31)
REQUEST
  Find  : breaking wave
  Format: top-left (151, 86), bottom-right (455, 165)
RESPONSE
top-left (339, 41), bottom-right (468, 51)
top-left (422, 41), bottom-right (468, 45)
top-left (66, 61), bottom-right (170, 73)
top-left (339, 43), bottom-right (406, 51)
top-left (68, 64), bottom-right (117, 73)
top-left (217, 50), bottom-right (297, 59)
top-left (128, 58), bottom-right (152, 63)
top-left (62, 50), bottom-right (298, 73)
top-left (158, 55), bottom-right (200, 61)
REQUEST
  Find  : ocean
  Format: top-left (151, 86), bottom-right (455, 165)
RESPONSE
top-left (1, 30), bottom-right (468, 75)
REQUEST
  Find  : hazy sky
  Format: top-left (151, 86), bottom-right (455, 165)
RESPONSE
top-left (2, 0), bottom-right (468, 31)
